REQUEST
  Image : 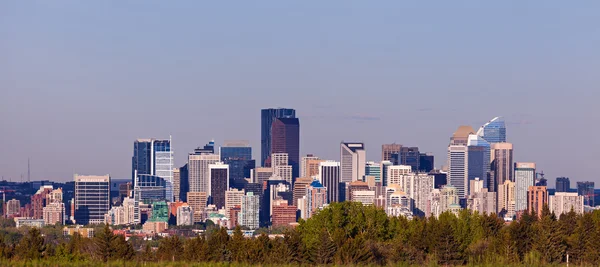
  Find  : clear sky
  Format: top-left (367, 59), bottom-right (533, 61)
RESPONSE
top-left (1, 1), bottom-right (599, 184)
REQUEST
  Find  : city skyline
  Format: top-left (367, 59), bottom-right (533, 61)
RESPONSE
top-left (2, 2), bottom-right (599, 183)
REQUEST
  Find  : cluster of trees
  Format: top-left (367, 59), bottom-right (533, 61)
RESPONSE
top-left (2, 202), bottom-right (600, 265)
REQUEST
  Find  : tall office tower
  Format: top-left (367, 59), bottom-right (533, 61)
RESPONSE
top-left (31, 186), bottom-right (53, 219)
top-left (301, 155), bottom-right (324, 179)
top-left (74, 174), bottom-right (110, 225)
top-left (365, 161), bottom-right (381, 183)
top-left (419, 153), bottom-right (435, 173)
top-left (318, 161), bottom-right (340, 203)
top-left (448, 145), bottom-right (469, 198)
top-left (133, 174), bottom-right (167, 223)
top-left (239, 192), bottom-right (260, 229)
top-left (577, 181), bottom-right (595, 206)
top-left (271, 153), bottom-right (293, 184)
top-left (270, 118), bottom-right (300, 180)
top-left (477, 117), bottom-right (507, 144)
top-left (132, 139), bottom-right (174, 201)
top-left (305, 180), bottom-right (327, 218)
top-left (208, 163), bottom-right (229, 209)
top-left (348, 181), bottom-right (370, 202)
top-left (467, 134), bottom-right (491, 193)
top-left (528, 186), bottom-right (548, 218)
top-left (391, 147), bottom-right (420, 171)
top-left (556, 177), bottom-right (570, 192)
top-left (261, 180), bottom-right (291, 226)
top-left (220, 140), bottom-right (254, 190)
top-left (194, 140), bottom-right (215, 154)
top-left (550, 192), bottom-right (584, 216)
top-left (340, 142), bottom-right (366, 183)
top-left (450, 126), bottom-right (476, 146)
top-left (382, 144), bottom-right (401, 162)
top-left (486, 171), bottom-right (496, 193)
top-left (498, 180), bottom-right (516, 217)
top-left (386, 165), bottom-right (413, 186)
top-left (380, 161), bottom-right (393, 186)
top-left (492, 143), bottom-right (513, 185)
top-left (261, 108), bottom-right (296, 167)
top-left (179, 164), bottom-right (188, 201)
top-left (187, 192), bottom-right (207, 223)
top-left (225, 189), bottom-right (245, 221)
top-left (176, 204), bottom-right (193, 226)
top-left (292, 177), bottom-right (313, 206)
top-left (253, 167), bottom-right (274, 186)
top-left (188, 149), bottom-right (220, 194)
top-left (271, 199), bottom-right (297, 227)
top-left (173, 168), bottom-right (181, 201)
top-left (514, 163), bottom-right (536, 212)
top-left (429, 170), bottom-right (448, 189)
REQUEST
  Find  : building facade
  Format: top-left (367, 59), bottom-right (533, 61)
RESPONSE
top-left (556, 177), bottom-right (570, 192)
top-left (74, 174), bottom-right (110, 225)
top-left (477, 117), bottom-right (507, 143)
top-left (447, 145), bottom-right (468, 198)
top-left (261, 108), bottom-right (296, 167)
top-left (270, 118), bottom-right (300, 180)
top-left (514, 162), bottom-right (536, 212)
top-left (549, 192), bottom-right (584, 216)
top-left (527, 186), bottom-right (548, 217)
top-left (239, 192), bottom-right (260, 229)
top-left (340, 142), bottom-right (366, 183)
top-left (318, 161), bottom-right (341, 203)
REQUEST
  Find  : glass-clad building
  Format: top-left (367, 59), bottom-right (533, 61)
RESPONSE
top-left (477, 117), bottom-right (506, 143)
top-left (261, 108), bottom-right (296, 167)
top-left (74, 174), bottom-right (110, 225)
top-left (467, 134), bottom-right (491, 192)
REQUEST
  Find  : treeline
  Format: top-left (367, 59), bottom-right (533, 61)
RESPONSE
top-left (2, 202), bottom-right (600, 266)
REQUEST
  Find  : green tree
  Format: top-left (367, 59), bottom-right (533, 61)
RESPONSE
top-left (15, 227), bottom-right (46, 260)
top-left (533, 205), bottom-right (564, 263)
top-left (183, 235), bottom-right (209, 262)
top-left (156, 235), bottom-right (184, 261)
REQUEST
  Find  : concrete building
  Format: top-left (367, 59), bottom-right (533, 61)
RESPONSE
top-left (467, 179), bottom-right (496, 215)
top-left (498, 180), bottom-right (516, 218)
top-left (187, 192), bottom-right (207, 223)
top-left (31, 186), bottom-right (53, 220)
top-left (271, 199), bottom-right (297, 227)
top-left (527, 186), bottom-right (548, 218)
top-left (440, 186), bottom-right (461, 214)
top-left (301, 155), bottom-right (323, 179)
top-left (225, 188), bottom-right (245, 221)
top-left (173, 168), bottom-right (181, 201)
top-left (340, 142), bottom-right (366, 183)
top-left (292, 177), bottom-right (313, 207)
top-left (239, 192), bottom-right (260, 229)
top-left (514, 162), bottom-right (536, 212)
top-left (386, 165), bottom-right (412, 186)
top-left (176, 204), bottom-right (193, 226)
top-left (492, 143), bottom-right (513, 185)
top-left (43, 202), bottom-right (65, 225)
top-left (6, 199), bottom-right (21, 217)
top-left (273, 165), bottom-right (293, 185)
top-left (348, 181), bottom-right (370, 202)
top-left (74, 174), bottom-right (110, 225)
top-left (253, 167), bottom-right (273, 186)
top-left (352, 190), bottom-right (375, 205)
top-left (382, 144), bottom-right (401, 162)
top-left (549, 192), bottom-right (584, 216)
top-left (188, 152), bottom-right (220, 194)
top-left (305, 180), bottom-right (327, 218)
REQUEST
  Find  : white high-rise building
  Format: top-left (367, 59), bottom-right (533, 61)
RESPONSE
top-left (549, 192), bottom-right (584, 216)
top-left (239, 192), bottom-right (260, 229)
top-left (340, 142), bottom-right (366, 183)
top-left (352, 190), bottom-right (375, 205)
top-left (514, 162), bottom-right (536, 212)
top-left (153, 139), bottom-right (174, 201)
top-left (498, 180), bottom-right (516, 217)
top-left (386, 165), bottom-right (412, 186)
top-left (271, 153), bottom-right (293, 184)
top-left (271, 153), bottom-right (289, 168)
top-left (225, 188), bottom-right (245, 220)
top-left (188, 153), bottom-right (220, 193)
top-left (448, 145), bottom-right (468, 198)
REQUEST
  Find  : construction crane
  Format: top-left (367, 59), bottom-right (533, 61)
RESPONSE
top-left (0, 187), bottom-right (16, 204)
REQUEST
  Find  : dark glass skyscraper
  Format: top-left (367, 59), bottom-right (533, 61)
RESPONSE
top-left (556, 177), bottom-right (570, 192)
top-left (132, 140), bottom-right (152, 184)
top-left (270, 118), bottom-right (300, 180)
top-left (577, 181), bottom-right (595, 206)
top-left (390, 147), bottom-right (420, 171)
top-left (220, 141), bottom-right (254, 189)
top-left (418, 153), bottom-right (434, 173)
top-left (261, 108), bottom-right (296, 167)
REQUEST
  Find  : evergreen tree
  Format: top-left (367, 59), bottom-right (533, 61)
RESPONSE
top-left (15, 227), bottom-right (46, 260)
top-left (313, 228), bottom-right (336, 265)
top-left (93, 224), bottom-right (114, 262)
top-left (533, 205), bottom-right (564, 263)
top-left (156, 235), bottom-right (183, 261)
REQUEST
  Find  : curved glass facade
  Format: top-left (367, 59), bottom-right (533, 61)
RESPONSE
top-left (477, 117), bottom-right (506, 143)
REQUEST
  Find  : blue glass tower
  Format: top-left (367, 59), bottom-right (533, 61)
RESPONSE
top-left (477, 117), bottom-right (506, 143)
top-left (220, 141), bottom-right (255, 190)
top-left (467, 134), bottom-right (491, 193)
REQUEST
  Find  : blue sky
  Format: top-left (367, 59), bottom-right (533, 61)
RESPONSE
top-left (1, 1), bottom-right (599, 184)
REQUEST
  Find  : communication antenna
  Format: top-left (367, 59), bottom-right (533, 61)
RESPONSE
top-left (28, 158), bottom-right (31, 183)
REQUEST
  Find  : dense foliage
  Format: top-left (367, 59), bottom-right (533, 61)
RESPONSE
top-left (1, 202), bottom-right (600, 266)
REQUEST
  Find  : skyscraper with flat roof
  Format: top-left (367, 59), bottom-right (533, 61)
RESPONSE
top-left (556, 177), bottom-right (570, 192)
top-left (448, 145), bottom-right (468, 199)
top-left (340, 142), bottom-right (366, 183)
top-left (220, 141), bottom-right (254, 190)
top-left (318, 161), bottom-right (341, 203)
top-left (74, 174), bottom-right (110, 225)
top-left (381, 144), bottom-right (401, 162)
top-left (514, 162), bottom-right (536, 212)
top-left (188, 144), bottom-right (220, 194)
top-left (261, 108), bottom-right (296, 167)
top-left (492, 143), bottom-right (513, 185)
top-left (467, 134), bottom-right (490, 193)
top-left (528, 186), bottom-right (548, 218)
top-left (577, 181), bottom-right (595, 206)
top-left (477, 117), bottom-right (507, 143)
top-left (132, 138), bottom-right (174, 201)
top-left (209, 163), bottom-right (229, 209)
top-left (270, 118), bottom-right (300, 180)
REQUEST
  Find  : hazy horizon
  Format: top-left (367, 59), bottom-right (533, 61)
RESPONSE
top-left (2, 2), bottom-right (599, 183)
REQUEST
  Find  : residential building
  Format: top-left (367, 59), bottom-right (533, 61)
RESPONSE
top-left (209, 163), bottom-right (229, 209)
top-left (528, 186), bottom-right (548, 218)
top-left (239, 192), bottom-right (260, 229)
top-left (498, 180), bottom-right (516, 218)
top-left (340, 142), bottom-right (366, 183)
top-left (43, 202), bottom-right (65, 225)
top-left (292, 177), bottom-right (313, 207)
top-left (301, 155), bottom-right (323, 179)
top-left (348, 181), bottom-right (370, 202)
top-left (318, 161), bottom-right (340, 203)
top-left (556, 177), bottom-right (570, 192)
top-left (261, 108), bottom-right (296, 167)
top-left (31, 186), bottom-right (53, 219)
top-left (477, 117), bottom-right (507, 144)
top-left (187, 192), bottom-right (207, 223)
top-left (466, 188), bottom-right (496, 215)
top-left (549, 192), bottom-right (584, 216)
top-left (270, 118), bottom-right (300, 179)
top-left (305, 180), bottom-right (327, 218)
top-left (352, 190), bottom-right (376, 205)
top-left (271, 199), bottom-right (297, 227)
top-left (514, 162), bottom-right (536, 212)
top-left (386, 165), bottom-right (412, 186)
top-left (6, 199), bottom-right (21, 217)
top-left (74, 174), bottom-right (110, 225)
top-left (173, 168), bottom-right (181, 201)
top-left (176, 204), bottom-right (193, 226)
top-left (225, 188), bottom-right (245, 220)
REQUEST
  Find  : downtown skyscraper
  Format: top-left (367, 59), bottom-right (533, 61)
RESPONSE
top-left (220, 140), bottom-right (255, 190)
top-left (132, 138), bottom-right (174, 201)
top-left (270, 117), bottom-right (300, 180)
top-left (261, 108), bottom-right (296, 167)
top-left (477, 117), bottom-right (507, 143)
top-left (340, 142), bottom-right (366, 183)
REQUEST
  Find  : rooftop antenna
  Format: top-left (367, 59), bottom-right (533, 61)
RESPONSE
top-left (28, 158), bottom-right (31, 183)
